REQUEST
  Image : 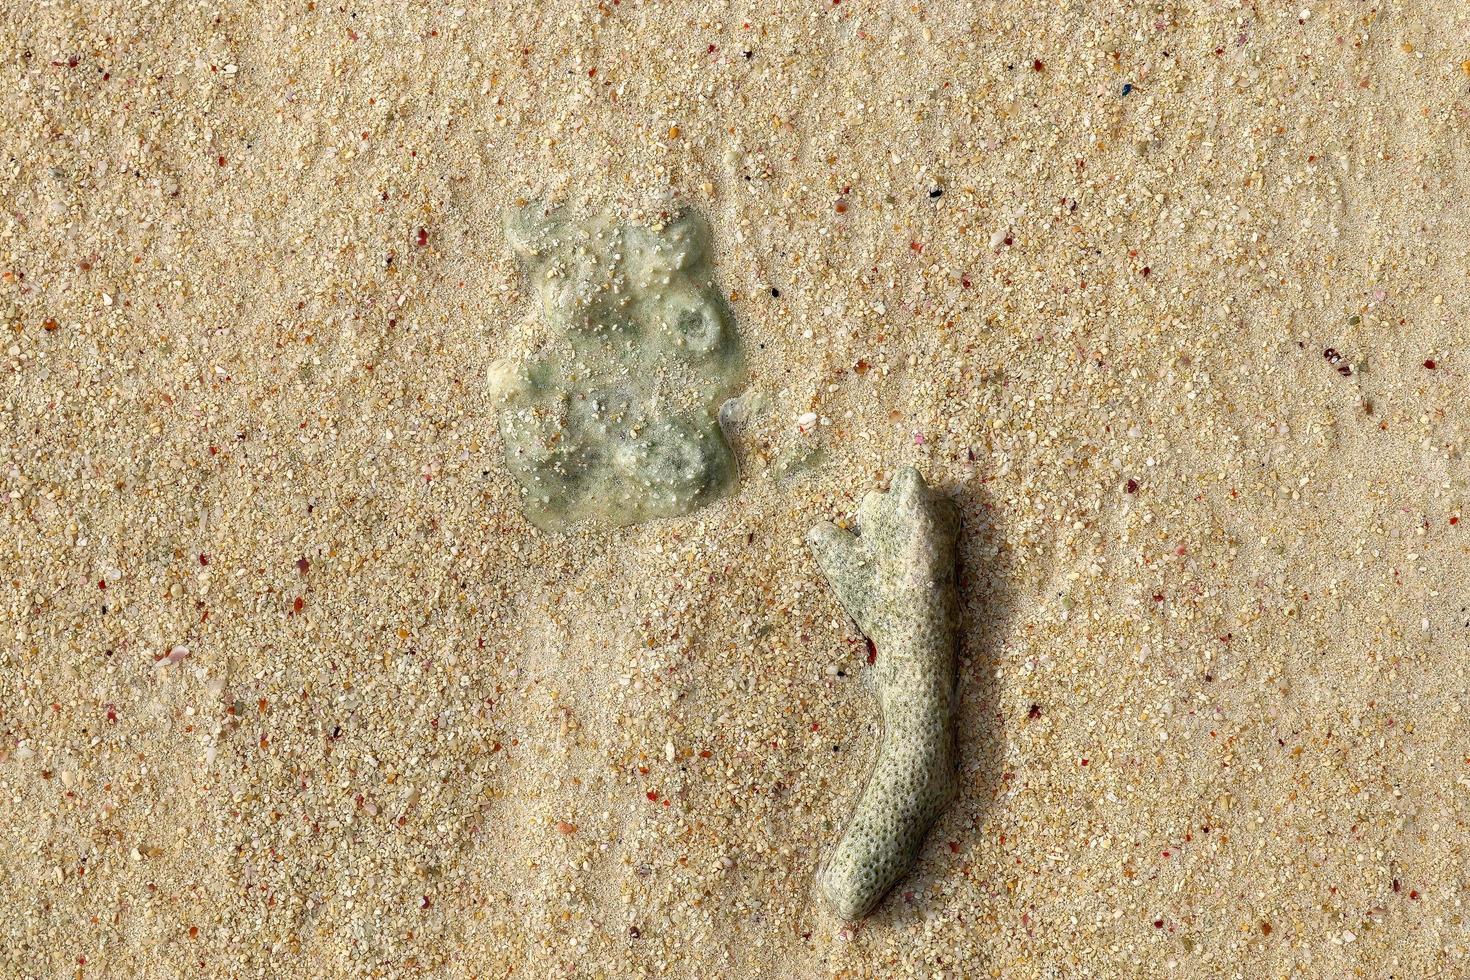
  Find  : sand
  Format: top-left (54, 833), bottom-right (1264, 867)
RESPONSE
top-left (3, 1), bottom-right (1469, 977)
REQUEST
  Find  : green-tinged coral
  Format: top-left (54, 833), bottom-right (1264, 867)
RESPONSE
top-left (492, 205), bottom-right (743, 529)
top-left (807, 466), bottom-right (961, 919)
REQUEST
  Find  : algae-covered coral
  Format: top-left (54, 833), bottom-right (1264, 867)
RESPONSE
top-left (491, 205), bottom-right (743, 529)
top-left (807, 467), bottom-right (962, 919)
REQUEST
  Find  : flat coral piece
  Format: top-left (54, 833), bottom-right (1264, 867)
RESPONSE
top-left (493, 205), bottom-right (743, 529)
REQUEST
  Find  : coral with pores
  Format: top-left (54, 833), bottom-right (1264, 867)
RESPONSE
top-left (807, 467), bottom-right (962, 919)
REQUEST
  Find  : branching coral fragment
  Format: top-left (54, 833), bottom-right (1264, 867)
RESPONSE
top-left (807, 466), bottom-right (961, 920)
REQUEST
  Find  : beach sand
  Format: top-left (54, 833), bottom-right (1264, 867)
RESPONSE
top-left (3, 1), bottom-right (1469, 976)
